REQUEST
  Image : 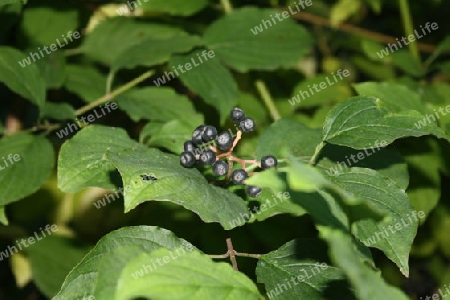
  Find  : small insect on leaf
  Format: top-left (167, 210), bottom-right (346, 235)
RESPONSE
top-left (140, 174), bottom-right (157, 181)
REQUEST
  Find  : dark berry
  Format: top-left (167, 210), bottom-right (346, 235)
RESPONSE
top-left (216, 131), bottom-right (233, 151)
top-left (246, 185), bottom-right (262, 198)
top-left (180, 151), bottom-right (196, 168)
top-left (261, 155), bottom-right (277, 169)
top-left (239, 117), bottom-right (255, 132)
top-left (231, 107), bottom-right (245, 123)
top-left (192, 125), bottom-right (206, 145)
top-left (202, 125), bottom-right (218, 142)
top-left (199, 150), bottom-right (216, 165)
top-left (184, 141), bottom-right (197, 153)
top-left (231, 169), bottom-right (248, 184)
top-left (212, 160), bottom-right (228, 176)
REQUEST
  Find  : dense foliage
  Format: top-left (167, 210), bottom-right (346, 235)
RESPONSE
top-left (0, 0), bottom-right (449, 299)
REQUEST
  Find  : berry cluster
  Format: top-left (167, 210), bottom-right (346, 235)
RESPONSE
top-left (179, 107), bottom-right (277, 198)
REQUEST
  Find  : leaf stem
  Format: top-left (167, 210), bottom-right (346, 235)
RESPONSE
top-left (220, 0), bottom-right (232, 14)
top-left (309, 141), bottom-right (325, 165)
top-left (106, 70), bottom-right (116, 94)
top-left (64, 48), bottom-right (84, 57)
top-left (234, 252), bottom-right (262, 259)
top-left (398, 0), bottom-right (420, 64)
top-left (255, 80), bottom-right (281, 122)
top-left (75, 69), bottom-right (154, 116)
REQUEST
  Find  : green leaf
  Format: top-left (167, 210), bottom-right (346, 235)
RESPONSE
top-left (54, 226), bottom-right (198, 299)
top-left (284, 155), bottom-right (384, 227)
top-left (289, 74), bottom-right (351, 108)
top-left (244, 170), bottom-right (306, 221)
top-left (94, 245), bottom-right (145, 299)
top-left (19, 0), bottom-right (78, 46)
top-left (426, 35), bottom-right (450, 67)
top-left (330, 0), bottom-right (362, 26)
top-left (0, 134), bottom-right (54, 205)
top-left (420, 82), bottom-right (450, 105)
top-left (253, 155), bottom-right (376, 231)
top-left (64, 64), bottom-right (106, 103)
top-left (329, 167), bottom-right (419, 276)
top-left (439, 61), bottom-right (450, 76)
top-left (204, 7), bottom-right (314, 72)
top-left (57, 125), bottom-right (139, 193)
top-left (256, 119), bottom-right (322, 160)
top-left (322, 96), bottom-right (448, 149)
top-left (81, 18), bottom-right (183, 65)
top-left (391, 50), bottom-right (423, 77)
top-left (169, 49), bottom-right (238, 123)
top-left (286, 152), bottom-right (329, 192)
top-left (140, 114), bottom-right (204, 154)
top-left (320, 228), bottom-right (409, 300)
top-left (112, 34), bottom-right (200, 71)
top-left (256, 239), bottom-right (354, 300)
top-left (141, 0), bottom-right (208, 16)
top-left (35, 50), bottom-right (66, 89)
top-left (431, 205), bottom-right (450, 258)
top-left (0, 0), bottom-right (26, 5)
top-left (318, 144), bottom-right (409, 190)
top-left (401, 138), bottom-right (441, 217)
top-left (117, 249), bottom-right (262, 300)
top-left (351, 55), bottom-right (395, 80)
top-left (353, 82), bottom-right (425, 113)
top-left (107, 147), bottom-right (249, 229)
top-left (0, 2), bottom-right (22, 35)
top-left (364, 0), bottom-right (382, 13)
top-left (27, 235), bottom-right (91, 298)
top-left (243, 169), bottom-right (286, 198)
top-left (237, 93), bottom-right (268, 125)
top-left (116, 87), bottom-right (197, 122)
top-left (41, 102), bottom-right (75, 121)
top-left (256, 119), bottom-right (405, 224)
top-left (0, 46), bottom-right (46, 107)
top-left (0, 206), bottom-right (7, 225)
top-left (360, 39), bottom-right (390, 62)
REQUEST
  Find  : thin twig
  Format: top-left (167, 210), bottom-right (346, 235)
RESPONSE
top-left (11, 70), bottom-right (155, 136)
top-left (288, 10), bottom-right (436, 53)
top-left (220, 0), bottom-right (232, 14)
top-left (398, 0), bottom-right (420, 62)
top-left (207, 253), bottom-right (230, 259)
top-left (75, 70), bottom-right (154, 116)
top-left (234, 252), bottom-right (262, 259)
top-left (255, 80), bottom-right (281, 121)
top-left (207, 239), bottom-right (264, 263)
top-left (226, 238), bottom-right (239, 270)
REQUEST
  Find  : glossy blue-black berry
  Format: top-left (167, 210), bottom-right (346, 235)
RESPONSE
top-left (184, 141), bottom-right (197, 153)
top-left (180, 151), bottom-right (196, 168)
top-left (261, 155), bottom-right (277, 169)
top-left (231, 169), bottom-right (248, 184)
top-left (216, 131), bottom-right (233, 151)
top-left (192, 125), bottom-right (206, 145)
top-left (202, 125), bottom-right (218, 142)
top-left (239, 117), bottom-right (255, 132)
top-left (199, 150), bottom-right (216, 165)
top-left (246, 185), bottom-right (262, 198)
top-left (231, 107), bottom-right (245, 123)
top-left (212, 160), bottom-right (228, 176)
